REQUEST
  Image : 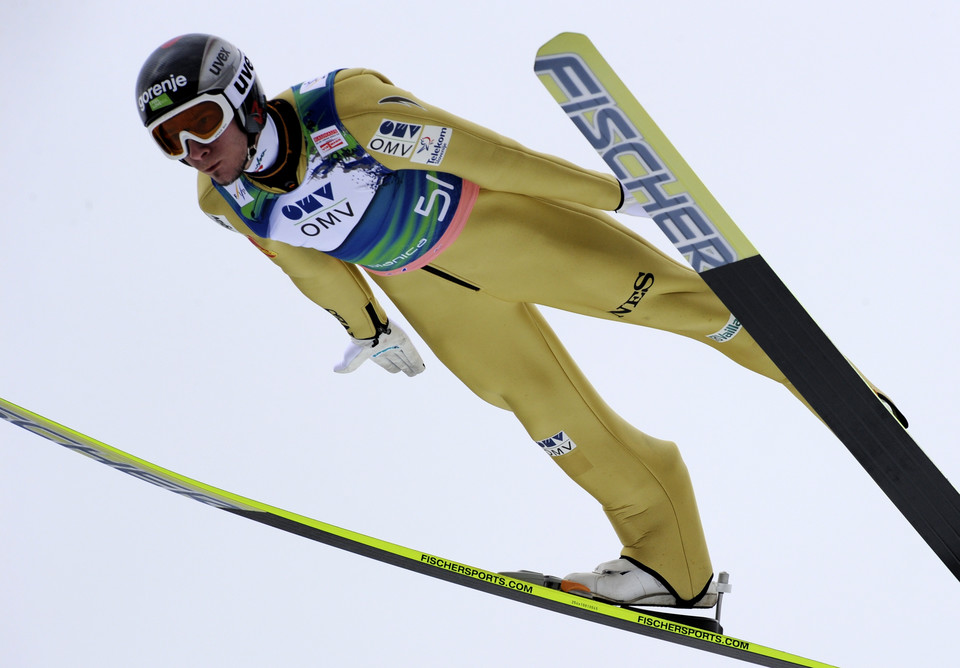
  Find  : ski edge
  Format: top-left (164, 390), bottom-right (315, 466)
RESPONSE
top-left (0, 396), bottom-right (834, 668)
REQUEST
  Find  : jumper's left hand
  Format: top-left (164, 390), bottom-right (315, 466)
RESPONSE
top-left (333, 322), bottom-right (426, 377)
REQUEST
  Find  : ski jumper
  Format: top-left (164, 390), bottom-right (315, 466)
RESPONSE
top-left (197, 68), bottom-right (796, 603)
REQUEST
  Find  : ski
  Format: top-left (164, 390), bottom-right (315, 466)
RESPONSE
top-left (534, 32), bottom-right (960, 581)
top-left (1, 396), bottom-right (831, 667)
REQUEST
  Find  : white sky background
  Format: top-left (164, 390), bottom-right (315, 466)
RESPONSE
top-left (2, 1), bottom-right (958, 666)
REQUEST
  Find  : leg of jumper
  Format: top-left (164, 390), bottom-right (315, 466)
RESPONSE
top-left (370, 268), bottom-right (712, 602)
top-left (430, 191), bottom-right (806, 402)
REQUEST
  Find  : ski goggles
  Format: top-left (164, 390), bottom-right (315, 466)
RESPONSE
top-left (147, 94), bottom-right (234, 159)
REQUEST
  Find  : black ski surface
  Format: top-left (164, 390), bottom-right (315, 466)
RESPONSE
top-left (705, 256), bottom-right (960, 575)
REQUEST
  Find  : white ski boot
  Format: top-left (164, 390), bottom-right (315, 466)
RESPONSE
top-left (562, 558), bottom-right (718, 608)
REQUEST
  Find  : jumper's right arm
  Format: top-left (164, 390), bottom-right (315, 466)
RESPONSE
top-left (197, 178), bottom-right (390, 341)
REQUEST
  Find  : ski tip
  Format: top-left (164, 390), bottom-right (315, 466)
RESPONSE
top-left (537, 32), bottom-right (592, 55)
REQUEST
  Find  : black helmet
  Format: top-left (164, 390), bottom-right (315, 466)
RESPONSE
top-left (136, 34), bottom-right (266, 156)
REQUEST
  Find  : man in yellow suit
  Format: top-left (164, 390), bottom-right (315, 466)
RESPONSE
top-left (136, 33), bottom-right (804, 607)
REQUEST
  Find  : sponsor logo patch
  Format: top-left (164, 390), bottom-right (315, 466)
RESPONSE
top-left (708, 314), bottom-right (742, 343)
top-left (411, 125), bottom-right (452, 166)
top-left (223, 52), bottom-right (256, 108)
top-left (369, 119), bottom-right (452, 166)
top-left (369, 119), bottom-right (423, 159)
top-left (608, 271), bottom-right (655, 318)
top-left (536, 431), bottom-right (577, 457)
top-left (149, 93), bottom-right (173, 111)
top-left (299, 76), bottom-right (326, 94)
top-left (138, 73), bottom-right (188, 112)
top-left (207, 45), bottom-right (232, 76)
top-left (535, 53), bottom-right (739, 271)
top-left (311, 125), bottom-right (348, 158)
top-left (249, 146), bottom-right (269, 173)
top-left (226, 179), bottom-right (255, 208)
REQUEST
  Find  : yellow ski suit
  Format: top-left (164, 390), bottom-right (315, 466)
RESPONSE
top-left (197, 68), bottom-right (793, 603)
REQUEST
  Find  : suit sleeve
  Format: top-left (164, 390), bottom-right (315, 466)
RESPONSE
top-left (197, 175), bottom-right (389, 340)
top-left (332, 68), bottom-right (623, 210)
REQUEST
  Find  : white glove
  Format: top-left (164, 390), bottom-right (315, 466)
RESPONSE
top-left (333, 321), bottom-right (425, 377)
top-left (616, 182), bottom-right (651, 218)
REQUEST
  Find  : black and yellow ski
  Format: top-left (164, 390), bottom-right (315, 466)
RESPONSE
top-left (0, 397), bottom-right (832, 667)
top-left (535, 32), bottom-right (960, 582)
